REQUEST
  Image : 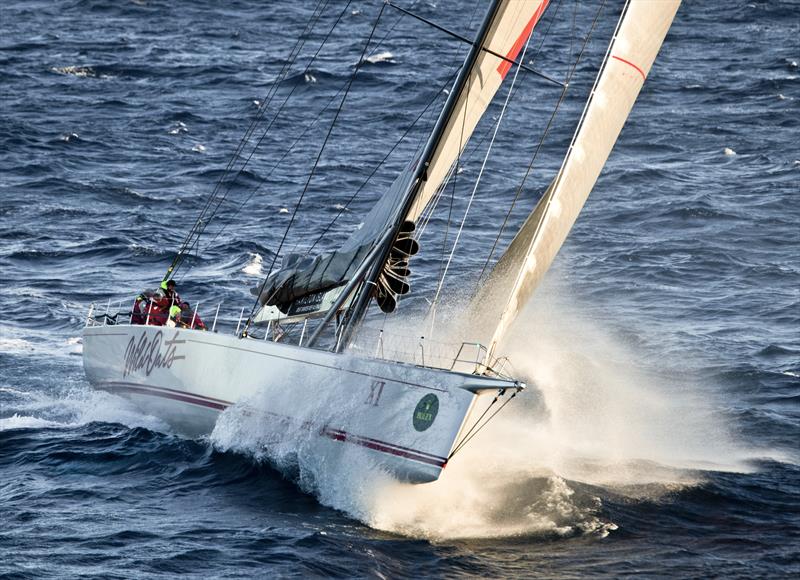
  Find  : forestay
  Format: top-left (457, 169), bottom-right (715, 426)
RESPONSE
top-left (478, 0), bottom-right (682, 358)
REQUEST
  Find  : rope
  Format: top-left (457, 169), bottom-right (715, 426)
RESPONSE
top-left (168, 0), bottom-right (329, 279)
top-left (192, 0), bottom-right (355, 257)
top-left (448, 389), bottom-right (518, 460)
top-left (478, 0), bottom-right (607, 280)
top-left (190, 0), bottom-right (424, 276)
top-left (426, 20), bottom-right (537, 331)
top-left (243, 2), bottom-right (387, 335)
top-left (190, 1), bottom-right (423, 269)
top-left (304, 65), bottom-right (460, 256)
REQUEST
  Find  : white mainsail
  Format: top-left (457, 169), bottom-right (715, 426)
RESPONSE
top-left (405, 0), bottom-right (550, 223)
top-left (482, 0), bottom-right (681, 359)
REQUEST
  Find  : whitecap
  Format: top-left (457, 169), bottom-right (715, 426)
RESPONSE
top-left (364, 51), bottom-right (395, 65)
top-left (723, 147), bottom-right (736, 156)
top-left (192, 143), bottom-right (206, 153)
top-left (279, 207), bottom-right (289, 214)
top-left (168, 121), bottom-right (188, 135)
top-left (0, 337), bottom-right (35, 352)
top-left (304, 73), bottom-right (317, 83)
top-left (242, 252), bottom-right (263, 276)
top-left (0, 414), bottom-right (63, 431)
top-left (51, 65), bottom-right (96, 78)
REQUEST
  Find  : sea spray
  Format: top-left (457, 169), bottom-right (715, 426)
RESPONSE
top-left (209, 359), bottom-right (397, 521)
top-left (356, 287), bottom-right (753, 539)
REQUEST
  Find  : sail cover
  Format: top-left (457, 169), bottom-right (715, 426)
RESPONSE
top-left (479, 0), bottom-right (681, 355)
top-left (257, 0), bottom-right (550, 311)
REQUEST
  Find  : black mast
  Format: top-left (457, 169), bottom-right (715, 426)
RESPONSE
top-left (334, 0), bottom-right (505, 350)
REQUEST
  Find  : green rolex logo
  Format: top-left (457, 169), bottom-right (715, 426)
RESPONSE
top-left (413, 394), bottom-right (439, 432)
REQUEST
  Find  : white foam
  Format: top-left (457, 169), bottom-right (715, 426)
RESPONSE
top-left (0, 414), bottom-right (64, 431)
top-left (242, 252), bottom-right (263, 276)
top-left (723, 147), bottom-right (736, 156)
top-left (168, 121), bottom-right (188, 135)
top-left (192, 144), bottom-right (206, 153)
top-left (358, 293), bottom-right (762, 538)
top-left (1, 385), bottom-right (170, 434)
top-left (0, 337), bottom-right (35, 352)
top-left (51, 65), bottom-right (95, 78)
top-left (365, 51), bottom-right (395, 64)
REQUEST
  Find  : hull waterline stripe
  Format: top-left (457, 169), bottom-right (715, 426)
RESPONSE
top-left (99, 382), bottom-right (447, 468)
top-left (103, 383), bottom-right (230, 411)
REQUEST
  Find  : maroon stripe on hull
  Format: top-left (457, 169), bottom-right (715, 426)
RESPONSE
top-left (101, 383), bottom-right (230, 411)
top-left (99, 382), bottom-right (447, 469)
top-left (323, 429), bottom-right (446, 468)
top-left (323, 428), bottom-right (447, 464)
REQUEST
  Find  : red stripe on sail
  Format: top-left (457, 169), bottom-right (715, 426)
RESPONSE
top-left (612, 55), bottom-right (646, 81)
top-left (497, 0), bottom-right (549, 80)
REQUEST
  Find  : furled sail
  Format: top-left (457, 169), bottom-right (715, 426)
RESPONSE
top-left (256, 0), bottom-right (550, 316)
top-left (479, 0), bottom-right (681, 357)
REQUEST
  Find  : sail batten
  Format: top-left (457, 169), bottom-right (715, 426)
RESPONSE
top-left (481, 0), bottom-right (682, 358)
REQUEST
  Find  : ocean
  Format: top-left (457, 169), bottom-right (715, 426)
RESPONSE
top-left (1, 0), bottom-right (798, 577)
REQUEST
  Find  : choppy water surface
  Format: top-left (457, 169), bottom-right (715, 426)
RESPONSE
top-left (1, 1), bottom-right (798, 577)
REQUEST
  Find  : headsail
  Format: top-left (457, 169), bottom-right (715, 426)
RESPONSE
top-left (479, 0), bottom-right (681, 357)
top-left (256, 0), bottom-right (551, 317)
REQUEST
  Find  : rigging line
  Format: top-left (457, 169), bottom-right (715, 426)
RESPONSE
top-left (389, 0), bottom-right (483, 316)
top-left (431, 71), bottom-right (470, 323)
top-left (403, 0), bottom-right (562, 245)
top-left (447, 392), bottom-right (500, 460)
top-left (193, 0), bottom-right (355, 258)
top-left (195, 0), bottom-right (420, 259)
top-left (448, 390), bottom-right (518, 459)
top-left (385, 0), bottom-right (564, 87)
top-left (229, 63), bottom-right (454, 329)
top-left (169, 0), bottom-right (329, 278)
top-left (452, 0), bottom-right (564, 171)
top-left (186, 0), bottom-right (324, 233)
top-left (180, 1), bottom-right (350, 266)
top-left (480, 1), bottom-right (561, 158)
top-left (183, 2), bottom-right (325, 231)
top-left (243, 3), bottom-right (388, 335)
top-left (478, 0), bottom-right (606, 280)
top-left (426, 16), bottom-right (537, 327)
top-left (305, 66), bottom-right (460, 256)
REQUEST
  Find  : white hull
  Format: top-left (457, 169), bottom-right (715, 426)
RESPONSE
top-left (82, 324), bottom-right (518, 483)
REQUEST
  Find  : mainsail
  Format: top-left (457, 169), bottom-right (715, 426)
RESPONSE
top-left (478, 0), bottom-right (681, 358)
top-left (256, 0), bottom-right (551, 316)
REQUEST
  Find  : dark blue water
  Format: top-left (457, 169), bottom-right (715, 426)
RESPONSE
top-left (1, 0), bottom-right (799, 577)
